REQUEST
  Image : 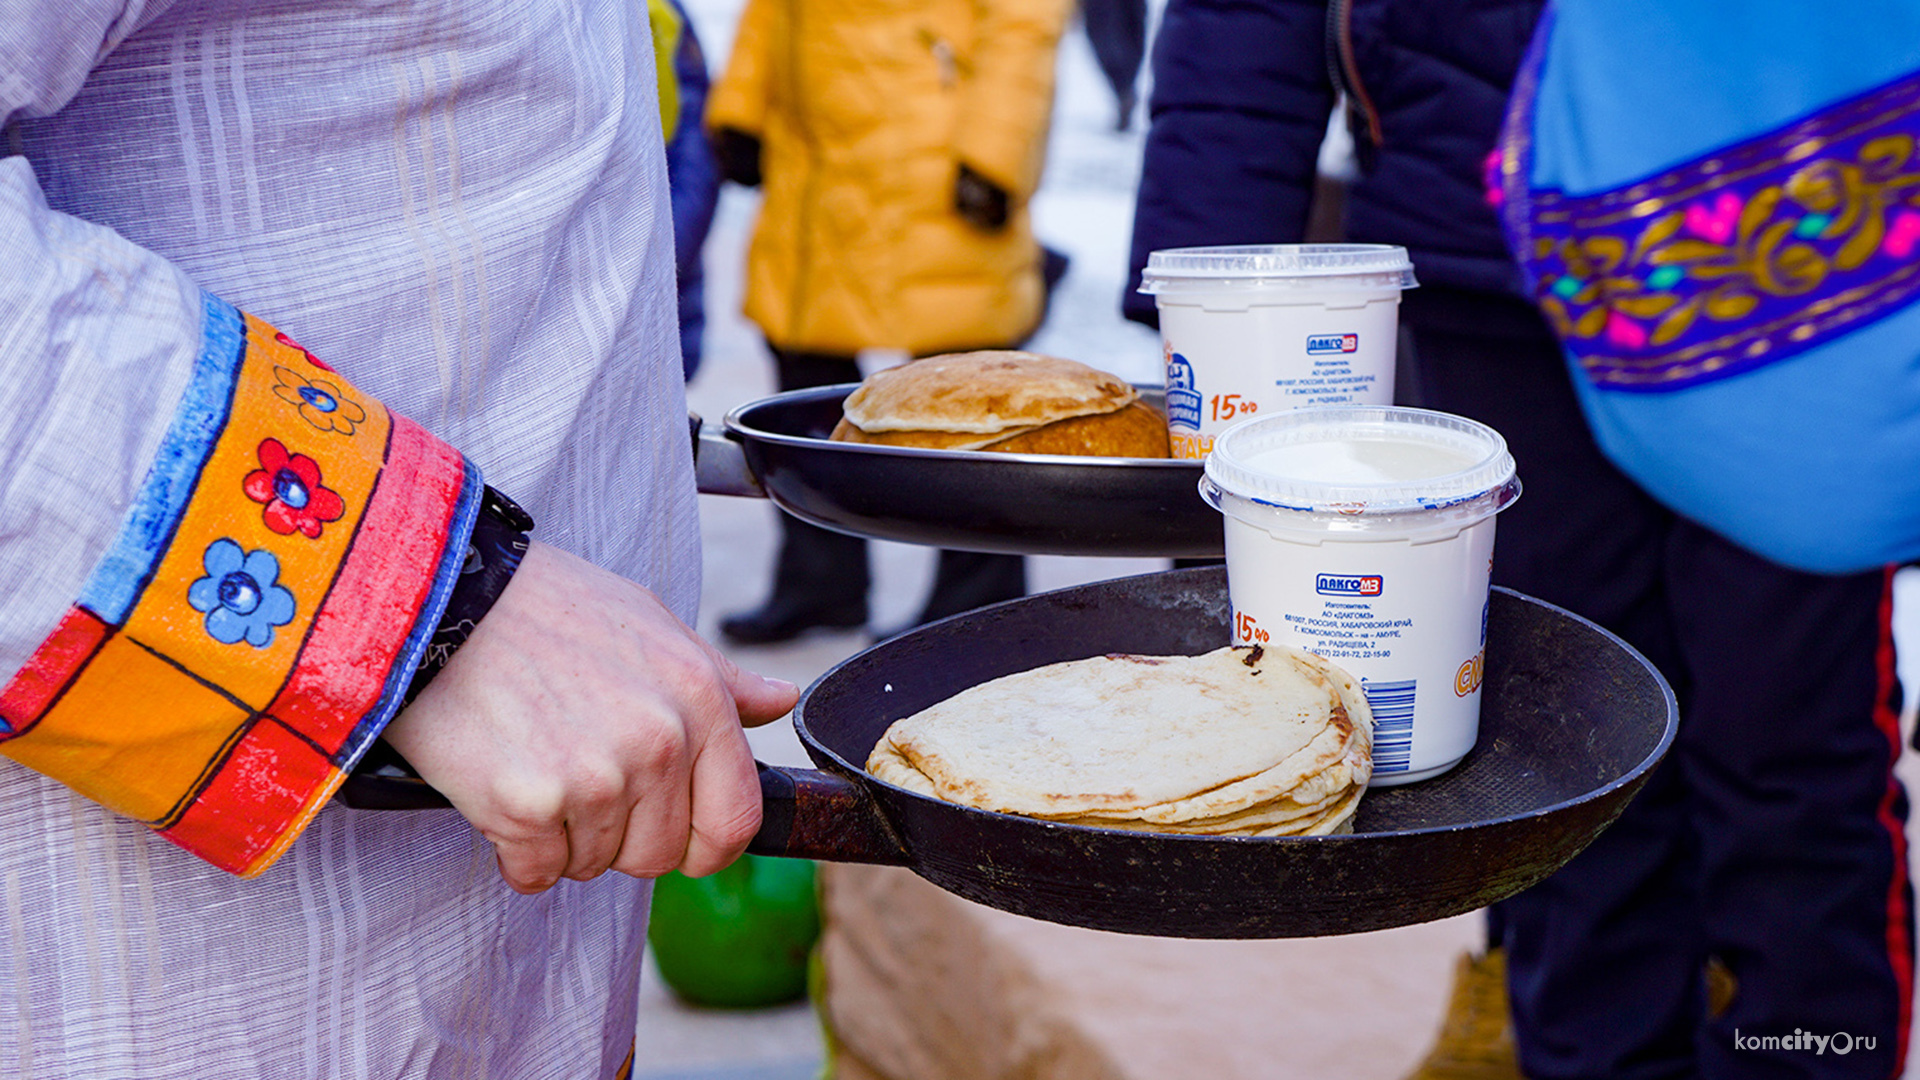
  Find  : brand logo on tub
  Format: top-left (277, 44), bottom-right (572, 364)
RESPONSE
top-left (1316, 574), bottom-right (1383, 596)
top-left (1306, 334), bottom-right (1360, 355)
top-left (1163, 348), bottom-right (1203, 430)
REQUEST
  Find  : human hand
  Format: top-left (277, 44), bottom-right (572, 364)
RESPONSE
top-left (954, 162), bottom-right (1010, 230)
top-left (381, 541), bottom-right (798, 893)
top-left (711, 126), bottom-right (764, 188)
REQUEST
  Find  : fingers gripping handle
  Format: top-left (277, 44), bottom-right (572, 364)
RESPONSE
top-left (749, 762), bottom-right (912, 865)
top-left (336, 759), bottom-right (913, 868)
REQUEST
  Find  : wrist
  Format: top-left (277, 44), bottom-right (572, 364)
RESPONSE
top-left (403, 485), bottom-right (533, 704)
top-left (954, 162), bottom-right (1010, 231)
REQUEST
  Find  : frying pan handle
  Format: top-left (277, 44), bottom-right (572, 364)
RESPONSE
top-left (338, 758), bottom-right (912, 866)
top-left (749, 762), bottom-right (912, 866)
top-left (688, 412), bottom-right (767, 499)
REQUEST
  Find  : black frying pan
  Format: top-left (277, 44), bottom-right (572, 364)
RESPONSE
top-left (700, 385), bottom-right (1222, 558)
top-left (342, 568), bottom-right (1675, 940)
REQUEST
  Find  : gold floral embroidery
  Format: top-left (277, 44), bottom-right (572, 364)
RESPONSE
top-left (271, 366), bottom-right (368, 435)
top-left (1503, 57), bottom-right (1920, 389)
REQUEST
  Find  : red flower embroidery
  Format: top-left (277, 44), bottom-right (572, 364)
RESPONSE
top-left (275, 330), bottom-right (336, 373)
top-left (243, 438), bottom-right (346, 538)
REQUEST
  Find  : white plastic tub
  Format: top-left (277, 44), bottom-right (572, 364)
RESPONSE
top-left (1141, 244), bottom-right (1416, 459)
top-left (1202, 406), bottom-right (1520, 784)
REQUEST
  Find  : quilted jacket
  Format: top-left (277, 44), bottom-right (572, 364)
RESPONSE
top-left (707, 0), bottom-right (1072, 355)
top-left (1123, 0), bottom-right (1546, 325)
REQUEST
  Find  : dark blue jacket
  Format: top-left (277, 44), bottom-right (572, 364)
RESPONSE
top-left (1123, 0), bottom-right (1544, 326)
top-left (664, 0), bottom-right (719, 378)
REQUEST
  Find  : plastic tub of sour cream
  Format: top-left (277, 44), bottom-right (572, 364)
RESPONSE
top-left (1140, 244), bottom-right (1417, 460)
top-left (1201, 407), bottom-right (1521, 785)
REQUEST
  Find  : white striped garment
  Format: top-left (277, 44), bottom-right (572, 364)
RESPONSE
top-left (0, 1), bottom-right (696, 1075)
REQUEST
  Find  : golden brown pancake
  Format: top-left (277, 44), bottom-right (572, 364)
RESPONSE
top-left (865, 644), bottom-right (1374, 837)
top-left (830, 350), bottom-right (1167, 457)
top-left (839, 351), bottom-right (1139, 435)
top-left (979, 399), bottom-right (1170, 458)
top-left (830, 400), bottom-right (1169, 457)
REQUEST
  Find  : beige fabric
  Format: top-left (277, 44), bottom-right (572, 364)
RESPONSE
top-left (841, 351), bottom-right (1138, 435)
top-left (816, 863), bottom-right (1482, 1080)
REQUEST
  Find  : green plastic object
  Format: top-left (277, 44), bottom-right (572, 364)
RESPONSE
top-left (648, 854), bottom-right (822, 1008)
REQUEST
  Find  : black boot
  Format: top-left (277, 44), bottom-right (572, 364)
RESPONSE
top-left (910, 550), bottom-right (1026, 627)
top-left (721, 515), bottom-right (870, 645)
top-left (721, 346), bottom-right (871, 646)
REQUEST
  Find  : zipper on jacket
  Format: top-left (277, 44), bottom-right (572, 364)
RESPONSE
top-left (1325, 0), bottom-right (1385, 153)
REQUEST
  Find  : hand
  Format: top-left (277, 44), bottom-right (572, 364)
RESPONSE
top-left (954, 162), bottom-right (1010, 230)
top-left (711, 126), bottom-right (764, 188)
top-left (382, 541), bottom-right (799, 893)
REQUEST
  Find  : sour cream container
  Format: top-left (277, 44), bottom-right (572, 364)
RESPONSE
top-left (1201, 407), bottom-right (1521, 785)
top-left (1140, 244), bottom-right (1417, 459)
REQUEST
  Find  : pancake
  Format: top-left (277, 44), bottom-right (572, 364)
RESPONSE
top-left (829, 400), bottom-right (1169, 457)
top-left (865, 644), bottom-right (1373, 836)
top-left (839, 351), bottom-right (1138, 436)
top-left (827, 417), bottom-right (1044, 451)
top-left (979, 400), bottom-right (1170, 458)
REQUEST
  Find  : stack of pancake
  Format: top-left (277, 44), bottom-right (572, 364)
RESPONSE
top-left (866, 643), bottom-right (1373, 837)
top-left (829, 350), bottom-right (1170, 458)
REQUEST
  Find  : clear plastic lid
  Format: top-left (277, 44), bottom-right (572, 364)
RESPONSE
top-left (1201, 406), bottom-right (1519, 527)
top-left (1140, 244), bottom-right (1417, 293)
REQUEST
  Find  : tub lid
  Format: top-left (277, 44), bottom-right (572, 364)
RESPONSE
top-left (1203, 406), bottom-right (1518, 515)
top-left (1139, 244), bottom-right (1417, 293)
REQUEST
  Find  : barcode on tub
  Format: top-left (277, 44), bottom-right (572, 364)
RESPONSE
top-left (1364, 679), bottom-right (1417, 774)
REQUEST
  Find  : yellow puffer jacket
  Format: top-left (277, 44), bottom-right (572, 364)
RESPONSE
top-left (706, 0), bottom-right (1071, 356)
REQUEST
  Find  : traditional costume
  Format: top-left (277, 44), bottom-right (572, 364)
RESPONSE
top-left (0, 2), bottom-right (691, 1074)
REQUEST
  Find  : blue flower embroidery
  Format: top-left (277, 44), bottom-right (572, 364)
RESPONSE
top-left (187, 539), bottom-right (297, 648)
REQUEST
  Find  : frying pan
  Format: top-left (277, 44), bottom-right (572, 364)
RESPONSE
top-left (697, 386), bottom-right (1223, 558)
top-left (341, 567), bottom-right (1676, 940)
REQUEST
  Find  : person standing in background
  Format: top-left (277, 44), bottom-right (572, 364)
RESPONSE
top-left (707, 0), bottom-right (1073, 646)
top-left (1079, 0), bottom-right (1149, 130)
top-left (1125, 2), bottom-right (1912, 1078)
top-left (651, 0), bottom-right (721, 380)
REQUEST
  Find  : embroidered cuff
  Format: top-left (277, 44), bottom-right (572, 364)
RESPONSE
top-left (0, 295), bottom-right (481, 876)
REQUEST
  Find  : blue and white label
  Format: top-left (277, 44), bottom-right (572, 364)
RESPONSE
top-left (1363, 679), bottom-right (1417, 774)
top-left (1306, 333), bottom-right (1360, 355)
top-left (1224, 511), bottom-right (1499, 786)
top-left (1316, 573), bottom-right (1383, 597)
top-left (1164, 349), bottom-right (1202, 431)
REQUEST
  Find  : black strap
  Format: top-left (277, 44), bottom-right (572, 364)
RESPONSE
top-left (401, 485), bottom-right (533, 705)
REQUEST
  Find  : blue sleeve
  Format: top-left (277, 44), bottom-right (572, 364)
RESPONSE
top-left (1123, 0), bottom-right (1336, 326)
top-left (664, 0), bottom-right (719, 376)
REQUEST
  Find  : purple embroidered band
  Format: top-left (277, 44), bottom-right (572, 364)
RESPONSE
top-left (1502, 64), bottom-right (1920, 391)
